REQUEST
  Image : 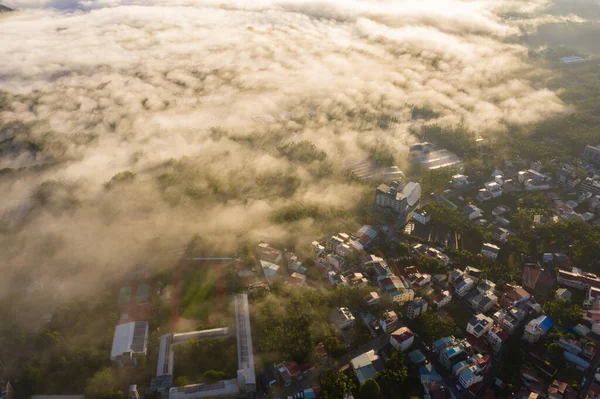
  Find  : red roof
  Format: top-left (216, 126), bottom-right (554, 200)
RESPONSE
top-left (504, 286), bottom-right (530, 302)
top-left (391, 327), bottom-right (414, 342)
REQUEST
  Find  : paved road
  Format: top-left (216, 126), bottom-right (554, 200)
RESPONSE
top-left (578, 355), bottom-right (600, 399)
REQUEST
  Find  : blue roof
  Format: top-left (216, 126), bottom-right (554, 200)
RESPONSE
top-left (445, 346), bottom-right (463, 358)
top-left (419, 364), bottom-right (442, 382)
top-left (564, 351), bottom-right (590, 369)
top-left (539, 316), bottom-right (553, 334)
top-left (433, 336), bottom-right (452, 350)
top-left (409, 350), bottom-right (426, 364)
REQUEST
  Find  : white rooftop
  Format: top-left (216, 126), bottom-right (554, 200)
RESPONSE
top-left (110, 321), bottom-right (149, 360)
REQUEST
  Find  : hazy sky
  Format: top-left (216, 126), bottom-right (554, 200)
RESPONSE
top-left (0, 0), bottom-right (584, 311)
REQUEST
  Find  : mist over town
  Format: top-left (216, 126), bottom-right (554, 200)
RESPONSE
top-left (1, 0), bottom-right (600, 398)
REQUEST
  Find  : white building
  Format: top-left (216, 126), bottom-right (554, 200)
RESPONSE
top-left (336, 307), bottom-right (355, 329)
top-left (390, 288), bottom-right (415, 304)
top-left (376, 181), bottom-right (408, 214)
top-left (407, 297), bottom-right (428, 319)
top-left (464, 205), bottom-right (484, 220)
top-left (328, 271), bottom-right (348, 287)
top-left (466, 314), bottom-right (493, 338)
top-left (458, 365), bottom-right (484, 388)
top-left (433, 290), bottom-right (452, 309)
top-left (481, 243), bottom-right (500, 260)
top-left (379, 310), bottom-right (399, 333)
top-left (110, 321), bottom-right (149, 366)
top-left (493, 227), bottom-right (510, 244)
top-left (455, 276), bottom-right (475, 298)
top-left (390, 327), bottom-right (415, 352)
top-left (487, 325), bottom-right (508, 354)
top-left (412, 209), bottom-right (431, 225)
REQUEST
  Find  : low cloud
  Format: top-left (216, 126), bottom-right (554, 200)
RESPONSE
top-left (0, 0), bottom-right (571, 311)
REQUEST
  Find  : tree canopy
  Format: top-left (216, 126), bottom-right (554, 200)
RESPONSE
top-left (359, 378), bottom-right (381, 399)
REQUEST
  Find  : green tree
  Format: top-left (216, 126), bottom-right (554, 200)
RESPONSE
top-left (544, 299), bottom-right (583, 328)
top-left (320, 369), bottom-right (355, 399)
top-left (359, 378), bottom-right (381, 399)
top-left (85, 368), bottom-right (124, 399)
top-left (547, 342), bottom-right (565, 364)
top-left (376, 350), bottom-right (408, 398)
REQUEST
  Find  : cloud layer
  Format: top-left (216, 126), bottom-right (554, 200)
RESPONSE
top-left (0, 0), bottom-right (570, 311)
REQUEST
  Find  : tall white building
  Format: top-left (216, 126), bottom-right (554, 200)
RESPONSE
top-left (376, 180), bottom-right (421, 216)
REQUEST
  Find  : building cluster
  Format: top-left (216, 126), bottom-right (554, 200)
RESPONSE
top-left (431, 336), bottom-right (491, 390)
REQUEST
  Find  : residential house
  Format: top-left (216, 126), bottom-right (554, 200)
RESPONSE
top-left (485, 181), bottom-right (503, 198)
top-left (390, 327), bottom-right (414, 352)
top-left (523, 315), bottom-right (553, 343)
top-left (335, 307), bottom-right (355, 330)
top-left (364, 255), bottom-right (392, 278)
top-left (324, 253), bottom-right (345, 269)
top-left (409, 272), bottom-right (432, 288)
top-left (379, 275), bottom-right (415, 304)
top-left (363, 292), bottom-right (380, 306)
top-left (287, 254), bottom-right (303, 272)
top-left (452, 360), bottom-right (471, 376)
top-left (350, 225), bottom-right (379, 251)
top-left (464, 205), bottom-right (484, 220)
top-left (556, 165), bottom-right (581, 189)
top-left (493, 309), bottom-right (519, 334)
top-left (501, 286), bottom-right (531, 309)
top-left (492, 205), bottom-right (511, 217)
top-left (581, 176), bottom-right (600, 197)
top-left (380, 310), bottom-right (399, 333)
top-left (556, 288), bottom-right (572, 302)
top-left (466, 314), bottom-right (493, 338)
top-left (478, 280), bottom-right (496, 295)
top-left (583, 144), bottom-right (600, 166)
top-left (449, 269), bottom-right (464, 284)
top-left (290, 272), bottom-right (306, 288)
top-left (468, 292), bottom-right (498, 313)
top-left (523, 263), bottom-right (556, 302)
top-left (455, 276), bottom-right (475, 298)
top-left (346, 272), bottom-right (368, 288)
top-left (328, 271), bottom-right (348, 287)
top-left (431, 290), bottom-right (452, 309)
top-left (451, 174), bottom-right (470, 187)
top-left (351, 350), bottom-right (385, 385)
top-left (407, 297), bottom-right (428, 319)
top-left (557, 338), bottom-right (582, 356)
top-left (493, 227), bottom-right (510, 244)
top-left (464, 266), bottom-right (482, 283)
top-left (477, 188), bottom-right (494, 202)
top-left (548, 379), bottom-right (578, 399)
top-left (409, 349), bottom-right (426, 365)
top-left (311, 241), bottom-right (326, 257)
top-left (481, 243), bottom-right (500, 260)
top-left (419, 363), bottom-right (448, 398)
top-left (256, 243), bottom-right (283, 264)
top-left (439, 343), bottom-right (469, 369)
top-left (413, 208), bottom-right (431, 225)
top-left (458, 365), bottom-right (484, 389)
top-left (388, 287), bottom-right (415, 304)
top-left (487, 325), bottom-right (508, 354)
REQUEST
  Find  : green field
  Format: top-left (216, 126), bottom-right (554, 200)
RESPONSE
top-left (136, 284), bottom-right (149, 303)
top-left (119, 286), bottom-right (132, 305)
top-left (179, 267), bottom-right (218, 320)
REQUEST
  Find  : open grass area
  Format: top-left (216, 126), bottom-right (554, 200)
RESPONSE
top-left (136, 284), bottom-right (149, 303)
top-left (119, 286), bottom-right (132, 304)
top-left (179, 267), bottom-right (218, 320)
